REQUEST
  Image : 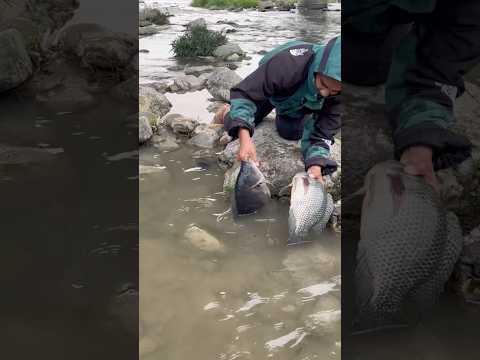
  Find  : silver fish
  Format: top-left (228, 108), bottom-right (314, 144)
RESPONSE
top-left (288, 172), bottom-right (334, 245)
top-left (232, 161), bottom-right (271, 216)
top-left (354, 160), bottom-right (463, 332)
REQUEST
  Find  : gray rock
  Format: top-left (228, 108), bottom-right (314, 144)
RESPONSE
top-left (0, 29), bottom-right (33, 92)
top-left (36, 84), bottom-right (97, 112)
top-left (149, 81), bottom-right (170, 94)
top-left (139, 25), bottom-right (167, 37)
top-left (151, 127), bottom-right (180, 151)
top-left (111, 76), bottom-right (139, 102)
top-left (163, 114), bottom-right (198, 136)
top-left (59, 23), bottom-right (137, 70)
top-left (258, 0), bottom-right (275, 11)
top-left (188, 124), bottom-right (221, 148)
top-left (139, 115), bottom-right (153, 144)
top-left (139, 8), bottom-right (169, 26)
top-left (213, 43), bottom-right (244, 60)
top-left (139, 86), bottom-right (172, 118)
top-left (169, 75), bottom-right (205, 93)
top-left (226, 53), bottom-right (240, 62)
top-left (184, 225), bottom-right (225, 253)
top-left (186, 18), bottom-right (207, 29)
top-left (206, 67), bottom-right (242, 101)
top-left (184, 65), bottom-right (215, 76)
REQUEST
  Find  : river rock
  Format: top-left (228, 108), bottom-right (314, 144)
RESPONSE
top-left (188, 124), bottom-right (221, 148)
top-left (163, 114), bottom-right (198, 136)
top-left (36, 84), bottom-right (97, 112)
top-left (0, 29), bottom-right (33, 92)
top-left (184, 225), bottom-right (225, 253)
top-left (258, 0), bottom-right (275, 11)
top-left (140, 337), bottom-right (159, 358)
top-left (169, 75), bottom-right (205, 93)
top-left (213, 43), bottom-right (245, 60)
top-left (139, 115), bottom-right (154, 144)
top-left (275, 0), bottom-right (297, 11)
top-left (139, 8), bottom-right (169, 26)
top-left (282, 243), bottom-right (339, 288)
top-left (184, 65), bottom-right (214, 76)
top-left (151, 127), bottom-right (180, 151)
top-left (140, 86), bottom-right (172, 119)
top-left (186, 18), bottom-right (207, 29)
top-left (111, 76), bottom-right (139, 102)
top-left (139, 25), bottom-right (167, 37)
top-left (59, 23), bottom-right (137, 70)
top-left (206, 68), bottom-right (243, 101)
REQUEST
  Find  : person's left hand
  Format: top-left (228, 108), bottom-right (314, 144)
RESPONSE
top-left (307, 165), bottom-right (323, 183)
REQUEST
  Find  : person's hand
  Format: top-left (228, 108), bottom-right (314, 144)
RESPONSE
top-left (238, 128), bottom-right (257, 162)
top-left (307, 165), bottom-right (324, 183)
top-left (400, 145), bottom-right (440, 192)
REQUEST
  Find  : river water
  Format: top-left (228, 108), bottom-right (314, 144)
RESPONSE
top-left (139, 1), bottom-right (341, 360)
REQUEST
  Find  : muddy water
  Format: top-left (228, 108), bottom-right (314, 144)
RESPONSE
top-left (140, 1), bottom-right (341, 359)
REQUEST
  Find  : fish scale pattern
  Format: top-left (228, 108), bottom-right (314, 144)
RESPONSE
top-left (288, 173), bottom-right (334, 245)
top-left (354, 161), bottom-right (463, 330)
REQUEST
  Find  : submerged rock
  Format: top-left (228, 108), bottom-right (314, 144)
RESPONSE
top-left (0, 29), bottom-right (33, 92)
top-left (186, 18), bottom-right (207, 29)
top-left (184, 65), bottom-right (215, 77)
top-left (163, 114), bottom-right (198, 136)
top-left (139, 86), bottom-right (172, 119)
top-left (184, 225), bottom-right (225, 253)
top-left (188, 124), bottom-right (221, 148)
top-left (139, 115), bottom-right (153, 144)
top-left (169, 75), bottom-right (205, 93)
top-left (213, 43), bottom-right (245, 60)
top-left (151, 127), bottom-right (180, 151)
top-left (206, 67), bottom-right (242, 101)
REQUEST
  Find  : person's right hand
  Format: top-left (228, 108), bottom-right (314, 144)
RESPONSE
top-left (400, 145), bottom-right (440, 193)
top-left (238, 128), bottom-right (257, 162)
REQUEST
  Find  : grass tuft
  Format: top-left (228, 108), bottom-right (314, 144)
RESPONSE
top-left (171, 26), bottom-right (227, 57)
top-left (191, 0), bottom-right (259, 9)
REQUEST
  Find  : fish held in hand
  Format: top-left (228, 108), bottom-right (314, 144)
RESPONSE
top-left (288, 172), bottom-right (334, 245)
top-left (354, 160), bottom-right (463, 332)
top-left (233, 160), bottom-right (271, 216)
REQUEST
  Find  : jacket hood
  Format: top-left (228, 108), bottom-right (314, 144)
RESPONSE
top-left (314, 36), bottom-right (341, 82)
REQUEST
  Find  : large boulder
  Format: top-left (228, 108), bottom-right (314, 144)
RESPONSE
top-left (139, 86), bottom-right (172, 119)
top-left (206, 67), bottom-right (242, 102)
top-left (0, 29), bottom-right (33, 92)
top-left (213, 43), bottom-right (245, 60)
top-left (219, 117), bottom-right (341, 197)
top-left (188, 124), bottom-right (222, 149)
top-left (59, 23), bottom-right (137, 70)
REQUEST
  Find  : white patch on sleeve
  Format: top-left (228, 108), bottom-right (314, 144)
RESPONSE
top-left (290, 48), bottom-right (309, 57)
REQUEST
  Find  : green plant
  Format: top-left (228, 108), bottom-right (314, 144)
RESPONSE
top-left (191, 0), bottom-right (258, 9)
top-left (171, 26), bottom-right (227, 57)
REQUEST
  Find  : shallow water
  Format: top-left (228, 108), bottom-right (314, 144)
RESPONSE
top-left (140, 1), bottom-right (341, 359)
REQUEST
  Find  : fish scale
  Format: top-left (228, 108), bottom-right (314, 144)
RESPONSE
top-left (288, 172), bottom-right (334, 245)
top-left (354, 161), bottom-right (463, 331)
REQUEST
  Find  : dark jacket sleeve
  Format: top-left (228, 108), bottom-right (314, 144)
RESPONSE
top-left (301, 96), bottom-right (341, 176)
top-left (224, 45), bottom-right (314, 139)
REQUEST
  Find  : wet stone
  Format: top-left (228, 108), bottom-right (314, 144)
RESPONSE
top-left (140, 86), bottom-right (172, 118)
top-left (184, 225), bottom-right (225, 253)
top-left (163, 114), bottom-right (198, 136)
top-left (139, 115), bottom-right (153, 144)
top-left (188, 124), bottom-right (221, 149)
top-left (0, 29), bottom-right (33, 92)
top-left (206, 67), bottom-right (243, 102)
